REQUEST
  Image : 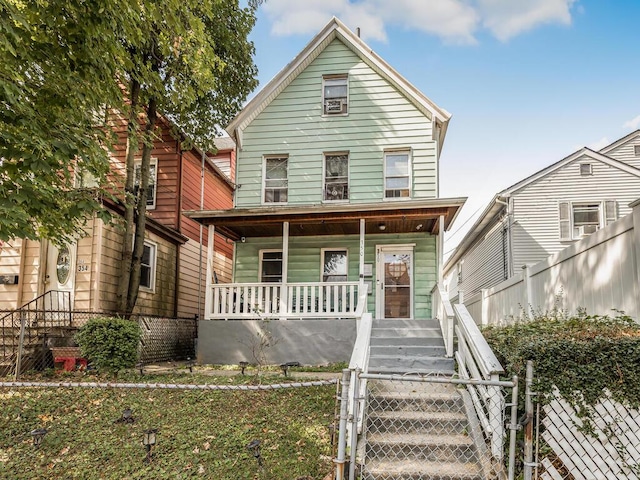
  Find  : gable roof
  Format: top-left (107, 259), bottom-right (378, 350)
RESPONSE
top-left (599, 129), bottom-right (640, 154)
top-left (226, 17), bottom-right (451, 150)
top-left (443, 146), bottom-right (640, 275)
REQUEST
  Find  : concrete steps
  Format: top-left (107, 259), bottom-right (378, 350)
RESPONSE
top-left (362, 381), bottom-right (488, 480)
top-left (368, 318), bottom-right (454, 375)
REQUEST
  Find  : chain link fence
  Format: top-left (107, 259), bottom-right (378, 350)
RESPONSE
top-left (1, 307), bottom-right (197, 378)
top-left (357, 374), bottom-right (517, 480)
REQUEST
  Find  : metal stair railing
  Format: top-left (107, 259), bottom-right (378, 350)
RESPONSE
top-left (1, 290), bottom-right (72, 379)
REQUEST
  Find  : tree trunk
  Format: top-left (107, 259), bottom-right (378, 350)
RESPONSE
top-left (126, 95), bottom-right (158, 314)
top-left (117, 79), bottom-right (140, 314)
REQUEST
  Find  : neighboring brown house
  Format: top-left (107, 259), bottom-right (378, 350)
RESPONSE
top-left (0, 115), bottom-right (235, 319)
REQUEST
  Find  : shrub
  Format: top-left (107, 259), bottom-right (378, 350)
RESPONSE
top-left (75, 317), bottom-right (141, 373)
top-left (483, 310), bottom-right (640, 414)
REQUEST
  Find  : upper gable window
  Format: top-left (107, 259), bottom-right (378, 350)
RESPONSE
top-left (324, 153), bottom-right (349, 201)
top-left (323, 75), bottom-right (348, 115)
top-left (634, 145), bottom-right (640, 156)
top-left (580, 163), bottom-right (592, 176)
top-left (134, 158), bottom-right (158, 209)
top-left (263, 156), bottom-right (288, 203)
top-left (384, 150), bottom-right (411, 199)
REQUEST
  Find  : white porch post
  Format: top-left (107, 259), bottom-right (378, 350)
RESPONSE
top-left (359, 219), bottom-right (365, 290)
top-left (204, 225), bottom-right (215, 320)
top-left (437, 215), bottom-right (444, 285)
top-left (280, 221), bottom-right (289, 316)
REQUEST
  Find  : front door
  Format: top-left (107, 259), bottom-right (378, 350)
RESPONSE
top-left (45, 241), bottom-right (75, 311)
top-left (376, 246), bottom-right (413, 319)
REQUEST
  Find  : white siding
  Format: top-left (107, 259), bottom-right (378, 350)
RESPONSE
top-left (602, 132), bottom-right (640, 170)
top-left (511, 155), bottom-right (640, 269)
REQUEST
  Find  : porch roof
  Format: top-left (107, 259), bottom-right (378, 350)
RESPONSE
top-left (184, 197), bottom-right (466, 239)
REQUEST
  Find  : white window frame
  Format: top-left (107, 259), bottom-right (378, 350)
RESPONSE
top-left (321, 248), bottom-right (348, 282)
top-left (259, 249), bottom-right (283, 283)
top-left (323, 152), bottom-right (349, 202)
top-left (134, 157), bottom-right (158, 210)
top-left (634, 145), bottom-right (640, 157)
top-left (579, 163), bottom-right (592, 176)
top-left (322, 75), bottom-right (348, 116)
top-left (384, 149), bottom-right (412, 199)
top-left (262, 155), bottom-right (289, 204)
top-left (139, 240), bottom-right (157, 292)
top-left (559, 200), bottom-right (617, 241)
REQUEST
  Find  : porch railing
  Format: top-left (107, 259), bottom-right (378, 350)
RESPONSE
top-left (209, 281), bottom-right (362, 319)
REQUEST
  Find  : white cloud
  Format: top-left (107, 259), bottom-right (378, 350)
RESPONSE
top-left (477, 0), bottom-right (577, 41)
top-left (587, 137), bottom-right (610, 151)
top-left (262, 0), bottom-right (577, 44)
top-left (623, 115), bottom-right (640, 130)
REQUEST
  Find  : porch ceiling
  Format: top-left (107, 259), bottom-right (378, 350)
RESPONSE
top-left (185, 197), bottom-right (466, 240)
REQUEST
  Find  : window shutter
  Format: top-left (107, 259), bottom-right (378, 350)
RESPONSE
top-left (604, 200), bottom-right (617, 226)
top-left (559, 202), bottom-right (571, 241)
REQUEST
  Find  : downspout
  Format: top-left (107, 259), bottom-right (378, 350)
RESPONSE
top-left (197, 149), bottom-right (206, 317)
top-left (496, 196), bottom-right (513, 278)
top-left (16, 239), bottom-right (28, 307)
top-left (174, 142), bottom-right (184, 318)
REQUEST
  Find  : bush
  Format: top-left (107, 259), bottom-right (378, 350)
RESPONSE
top-left (483, 310), bottom-right (640, 413)
top-left (75, 317), bottom-right (141, 373)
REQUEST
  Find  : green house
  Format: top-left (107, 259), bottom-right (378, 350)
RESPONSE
top-left (188, 18), bottom-right (465, 365)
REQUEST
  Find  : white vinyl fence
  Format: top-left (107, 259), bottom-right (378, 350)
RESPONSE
top-left (465, 201), bottom-right (640, 326)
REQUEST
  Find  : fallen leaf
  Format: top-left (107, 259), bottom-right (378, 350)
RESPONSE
top-left (192, 447), bottom-right (200, 454)
top-left (60, 447), bottom-right (70, 455)
top-left (202, 441), bottom-right (210, 451)
top-left (198, 465), bottom-right (205, 474)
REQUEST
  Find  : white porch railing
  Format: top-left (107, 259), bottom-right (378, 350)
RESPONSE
top-left (431, 283), bottom-right (455, 357)
top-left (208, 281), bottom-right (362, 319)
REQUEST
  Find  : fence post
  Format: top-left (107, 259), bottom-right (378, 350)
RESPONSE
top-left (522, 265), bottom-right (532, 318)
top-left (508, 375), bottom-right (519, 480)
top-left (632, 199), bottom-right (640, 319)
top-left (481, 288), bottom-right (488, 326)
top-left (334, 369), bottom-right (350, 480)
top-left (14, 311), bottom-right (27, 381)
top-left (349, 368), bottom-right (361, 480)
top-left (523, 361), bottom-right (535, 480)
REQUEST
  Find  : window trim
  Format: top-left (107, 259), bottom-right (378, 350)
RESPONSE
top-left (579, 163), bottom-right (593, 176)
top-left (134, 157), bottom-right (158, 210)
top-left (323, 152), bottom-right (350, 203)
top-left (139, 240), bottom-right (157, 293)
top-left (634, 145), bottom-right (640, 157)
top-left (320, 248), bottom-right (349, 282)
top-left (322, 74), bottom-right (349, 116)
top-left (259, 249), bottom-right (283, 283)
top-left (559, 200), bottom-right (617, 241)
top-left (262, 155), bottom-right (289, 205)
top-left (384, 149), bottom-right (412, 200)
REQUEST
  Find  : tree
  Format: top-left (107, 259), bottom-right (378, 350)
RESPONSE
top-left (116, 0), bottom-right (259, 314)
top-left (1, 0), bottom-right (259, 315)
top-left (0, 0), bottom-right (134, 242)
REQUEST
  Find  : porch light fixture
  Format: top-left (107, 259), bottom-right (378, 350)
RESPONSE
top-left (378, 223), bottom-right (386, 231)
top-left (246, 439), bottom-right (263, 467)
top-left (143, 428), bottom-right (158, 463)
top-left (416, 224), bottom-right (423, 231)
top-left (30, 428), bottom-right (47, 449)
top-left (239, 361), bottom-right (249, 375)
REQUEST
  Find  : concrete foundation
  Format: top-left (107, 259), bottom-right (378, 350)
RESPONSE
top-left (197, 318), bottom-right (357, 365)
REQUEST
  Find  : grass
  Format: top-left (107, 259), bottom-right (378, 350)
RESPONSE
top-left (0, 372), bottom-right (337, 479)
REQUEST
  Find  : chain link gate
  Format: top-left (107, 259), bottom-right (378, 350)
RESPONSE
top-left (336, 370), bottom-right (521, 480)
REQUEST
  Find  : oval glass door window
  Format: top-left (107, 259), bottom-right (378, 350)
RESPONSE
top-left (56, 246), bottom-right (71, 285)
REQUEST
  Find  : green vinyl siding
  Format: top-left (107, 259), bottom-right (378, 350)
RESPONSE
top-left (236, 39), bottom-right (437, 207)
top-left (234, 233), bottom-right (437, 318)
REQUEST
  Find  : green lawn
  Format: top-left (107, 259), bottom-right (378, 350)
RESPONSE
top-left (0, 374), bottom-right (337, 479)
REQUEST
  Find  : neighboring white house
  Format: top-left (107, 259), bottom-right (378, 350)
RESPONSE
top-left (444, 130), bottom-right (640, 302)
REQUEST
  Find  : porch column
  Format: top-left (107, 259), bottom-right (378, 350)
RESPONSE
top-left (437, 215), bottom-right (445, 285)
top-left (280, 221), bottom-right (289, 316)
top-left (204, 225), bottom-right (215, 320)
top-left (359, 219), bottom-right (365, 292)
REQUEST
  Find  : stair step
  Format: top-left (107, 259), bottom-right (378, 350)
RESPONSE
top-left (370, 336), bottom-right (444, 347)
top-left (370, 327), bottom-right (443, 338)
top-left (363, 459), bottom-right (483, 480)
top-left (372, 318), bottom-right (440, 329)
top-left (370, 345), bottom-right (446, 357)
top-left (368, 355), bottom-right (455, 375)
top-left (368, 410), bottom-right (468, 435)
top-left (366, 432), bottom-right (476, 462)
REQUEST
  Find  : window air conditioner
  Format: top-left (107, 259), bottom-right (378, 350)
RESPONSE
top-left (577, 225), bottom-right (598, 237)
top-left (325, 99), bottom-right (344, 113)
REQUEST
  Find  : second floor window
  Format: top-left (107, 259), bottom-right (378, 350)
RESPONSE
top-left (385, 151), bottom-right (411, 198)
top-left (134, 158), bottom-right (157, 209)
top-left (323, 75), bottom-right (348, 115)
top-left (324, 153), bottom-right (349, 201)
top-left (140, 241), bottom-right (157, 291)
top-left (264, 156), bottom-right (288, 203)
top-left (559, 200), bottom-right (617, 240)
